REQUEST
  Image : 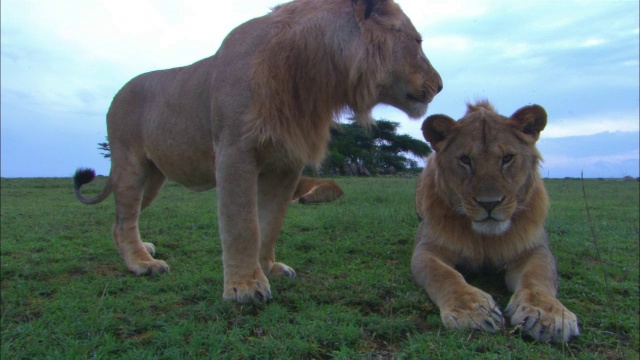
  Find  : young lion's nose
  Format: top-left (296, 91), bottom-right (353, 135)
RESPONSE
top-left (475, 197), bottom-right (503, 214)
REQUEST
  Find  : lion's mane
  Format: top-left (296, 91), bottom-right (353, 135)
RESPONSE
top-left (248, 0), bottom-right (405, 165)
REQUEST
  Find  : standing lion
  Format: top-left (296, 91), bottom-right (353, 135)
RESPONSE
top-left (411, 100), bottom-right (579, 343)
top-left (73, 0), bottom-right (442, 304)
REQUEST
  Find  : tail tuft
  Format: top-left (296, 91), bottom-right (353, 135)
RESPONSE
top-left (74, 168), bottom-right (96, 190)
top-left (73, 167), bottom-right (111, 205)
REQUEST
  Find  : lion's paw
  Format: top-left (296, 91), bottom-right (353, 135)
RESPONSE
top-left (223, 275), bottom-right (272, 305)
top-left (267, 262), bottom-right (296, 279)
top-left (128, 258), bottom-right (170, 275)
top-left (142, 242), bottom-right (156, 256)
top-left (506, 293), bottom-right (580, 343)
top-left (440, 288), bottom-right (504, 333)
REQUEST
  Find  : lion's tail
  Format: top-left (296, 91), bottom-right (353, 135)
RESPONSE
top-left (73, 168), bottom-right (112, 205)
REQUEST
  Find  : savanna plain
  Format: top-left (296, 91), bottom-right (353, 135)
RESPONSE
top-left (1, 176), bottom-right (638, 359)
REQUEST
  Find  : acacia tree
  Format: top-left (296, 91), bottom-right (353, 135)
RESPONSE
top-left (321, 118), bottom-right (431, 175)
top-left (98, 137), bottom-right (110, 158)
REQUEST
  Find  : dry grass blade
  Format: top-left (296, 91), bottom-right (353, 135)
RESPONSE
top-left (580, 171), bottom-right (618, 334)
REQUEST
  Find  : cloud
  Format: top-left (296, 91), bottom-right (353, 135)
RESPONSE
top-left (400, 0), bottom-right (491, 27)
top-left (538, 131), bottom-right (639, 178)
top-left (544, 114), bottom-right (640, 138)
top-left (544, 150), bottom-right (639, 169)
top-left (424, 35), bottom-right (473, 54)
top-left (1, 0), bottom-right (638, 178)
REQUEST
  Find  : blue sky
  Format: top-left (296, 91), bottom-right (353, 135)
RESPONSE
top-left (1, 0), bottom-right (638, 178)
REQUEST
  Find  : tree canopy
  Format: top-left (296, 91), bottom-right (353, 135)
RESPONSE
top-left (320, 118), bottom-right (431, 176)
top-left (98, 137), bottom-right (110, 159)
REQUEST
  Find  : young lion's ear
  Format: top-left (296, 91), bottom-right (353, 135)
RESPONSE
top-left (510, 105), bottom-right (547, 141)
top-left (422, 114), bottom-right (456, 151)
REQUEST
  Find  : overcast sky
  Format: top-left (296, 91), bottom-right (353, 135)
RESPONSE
top-left (1, 0), bottom-right (638, 178)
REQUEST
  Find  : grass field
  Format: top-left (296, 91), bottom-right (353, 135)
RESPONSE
top-left (1, 176), bottom-right (638, 359)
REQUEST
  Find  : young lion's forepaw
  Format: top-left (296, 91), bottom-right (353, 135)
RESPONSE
top-left (223, 276), bottom-right (272, 305)
top-left (440, 288), bottom-right (504, 333)
top-left (506, 293), bottom-right (580, 343)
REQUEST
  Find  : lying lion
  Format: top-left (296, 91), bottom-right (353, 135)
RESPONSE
top-left (73, 0), bottom-right (442, 304)
top-left (412, 100), bottom-right (579, 343)
top-left (292, 177), bottom-right (344, 204)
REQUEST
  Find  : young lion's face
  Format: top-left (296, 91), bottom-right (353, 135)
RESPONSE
top-left (423, 103), bottom-right (547, 235)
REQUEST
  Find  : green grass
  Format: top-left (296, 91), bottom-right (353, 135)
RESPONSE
top-left (1, 177), bottom-right (638, 359)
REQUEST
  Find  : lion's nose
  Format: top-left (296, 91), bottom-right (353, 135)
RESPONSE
top-left (436, 81), bottom-right (443, 94)
top-left (476, 198), bottom-right (503, 214)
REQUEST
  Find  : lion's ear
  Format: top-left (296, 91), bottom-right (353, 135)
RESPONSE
top-left (510, 105), bottom-right (547, 141)
top-left (422, 114), bottom-right (456, 151)
top-left (354, 0), bottom-right (388, 21)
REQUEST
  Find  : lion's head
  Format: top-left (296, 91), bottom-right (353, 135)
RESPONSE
top-left (249, 0), bottom-right (442, 165)
top-left (421, 100), bottom-right (547, 236)
top-left (353, 0), bottom-right (443, 119)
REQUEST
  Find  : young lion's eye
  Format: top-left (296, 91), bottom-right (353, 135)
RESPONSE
top-left (416, 39), bottom-right (423, 45)
top-left (502, 154), bottom-right (514, 165)
top-left (459, 155), bottom-right (472, 166)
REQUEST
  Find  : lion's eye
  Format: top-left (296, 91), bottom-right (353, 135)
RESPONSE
top-left (502, 154), bottom-right (514, 165)
top-left (416, 39), bottom-right (423, 45)
top-left (459, 155), bottom-right (472, 166)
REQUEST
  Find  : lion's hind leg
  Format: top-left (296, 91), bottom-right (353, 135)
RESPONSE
top-left (140, 164), bottom-right (167, 256)
top-left (297, 185), bottom-right (320, 204)
top-left (112, 162), bottom-right (169, 275)
top-left (297, 180), bottom-right (344, 204)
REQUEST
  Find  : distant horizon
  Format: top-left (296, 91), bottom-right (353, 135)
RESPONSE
top-left (2, 174), bottom-right (637, 180)
top-left (1, 128), bottom-right (637, 179)
top-left (2, 129), bottom-right (638, 179)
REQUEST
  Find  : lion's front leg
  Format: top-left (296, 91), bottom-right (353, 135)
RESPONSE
top-left (411, 230), bottom-right (503, 333)
top-left (257, 166), bottom-right (302, 280)
top-left (505, 246), bottom-right (580, 343)
top-left (216, 155), bottom-right (270, 304)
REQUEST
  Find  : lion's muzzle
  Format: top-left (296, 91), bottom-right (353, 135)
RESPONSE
top-left (472, 218), bottom-right (511, 236)
top-left (467, 196), bottom-right (513, 235)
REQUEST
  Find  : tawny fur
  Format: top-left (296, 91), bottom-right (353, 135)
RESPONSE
top-left (248, 0), bottom-right (440, 165)
top-left (412, 100), bottom-right (579, 343)
top-left (291, 177), bottom-right (344, 204)
top-left (73, 0), bottom-right (441, 305)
